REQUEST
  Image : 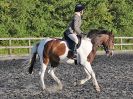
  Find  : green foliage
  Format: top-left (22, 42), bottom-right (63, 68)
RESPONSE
top-left (0, 0), bottom-right (133, 37)
top-left (109, 0), bottom-right (133, 36)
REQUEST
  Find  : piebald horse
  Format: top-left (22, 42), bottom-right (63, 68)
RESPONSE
top-left (28, 29), bottom-right (114, 92)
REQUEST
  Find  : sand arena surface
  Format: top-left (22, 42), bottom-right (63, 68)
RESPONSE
top-left (0, 53), bottom-right (133, 99)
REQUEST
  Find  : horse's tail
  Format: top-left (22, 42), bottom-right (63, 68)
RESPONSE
top-left (28, 42), bottom-right (39, 74)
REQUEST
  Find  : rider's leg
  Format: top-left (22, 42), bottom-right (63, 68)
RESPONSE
top-left (68, 34), bottom-right (78, 57)
top-left (68, 34), bottom-right (78, 44)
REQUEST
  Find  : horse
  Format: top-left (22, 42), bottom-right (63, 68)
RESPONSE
top-left (28, 29), bottom-right (114, 92)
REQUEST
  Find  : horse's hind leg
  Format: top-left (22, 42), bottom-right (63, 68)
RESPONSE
top-left (48, 67), bottom-right (63, 90)
top-left (40, 63), bottom-right (47, 90)
top-left (40, 58), bottom-right (49, 90)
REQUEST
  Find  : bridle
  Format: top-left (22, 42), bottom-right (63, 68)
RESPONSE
top-left (102, 36), bottom-right (114, 54)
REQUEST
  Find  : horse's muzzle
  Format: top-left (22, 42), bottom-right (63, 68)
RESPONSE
top-left (106, 50), bottom-right (113, 57)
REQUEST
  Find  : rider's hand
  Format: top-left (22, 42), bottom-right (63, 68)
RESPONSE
top-left (81, 32), bottom-right (87, 37)
top-left (78, 34), bottom-right (83, 38)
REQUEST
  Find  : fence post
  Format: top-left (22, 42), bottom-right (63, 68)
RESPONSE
top-left (9, 38), bottom-right (12, 55)
top-left (28, 39), bottom-right (31, 54)
top-left (120, 37), bottom-right (122, 50)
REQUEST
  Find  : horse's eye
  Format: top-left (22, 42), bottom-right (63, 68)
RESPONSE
top-left (112, 41), bottom-right (114, 43)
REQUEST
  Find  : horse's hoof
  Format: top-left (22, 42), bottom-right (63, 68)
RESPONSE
top-left (74, 81), bottom-right (80, 86)
top-left (28, 69), bottom-right (33, 74)
top-left (96, 87), bottom-right (100, 92)
top-left (79, 80), bottom-right (86, 85)
top-left (39, 71), bottom-right (41, 75)
top-left (74, 81), bottom-right (77, 86)
top-left (42, 88), bottom-right (47, 91)
top-left (42, 86), bottom-right (46, 91)
top-left (47, 85), bottom-right (62, 93)
top-left (74, 80), bottom-right (84, 85)
top-left (58, 85), bottom-right (63, 90)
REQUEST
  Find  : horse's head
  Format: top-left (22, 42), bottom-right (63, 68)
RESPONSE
top-left (102, 31), bottom-right (114, 56)
top-left (87, 29), bottom-right (114, 56)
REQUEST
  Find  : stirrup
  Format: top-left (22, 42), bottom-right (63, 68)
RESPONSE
top-left (73, 53), bottom-right (77, 60)
top-left (73, 53), bottom-right (78, 65)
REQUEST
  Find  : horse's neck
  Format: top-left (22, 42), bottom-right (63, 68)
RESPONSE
top-left (80, 38), bottom-right (92, 52)
top-left (92, 37), bottom-right (103, 48)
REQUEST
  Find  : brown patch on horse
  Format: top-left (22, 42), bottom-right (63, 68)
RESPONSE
top-left (51, 40), bottom-right (66, 56)
top-left (87, 48), bottom-right (97, 64)
top-left (43, 39), bottom-right (66, 67)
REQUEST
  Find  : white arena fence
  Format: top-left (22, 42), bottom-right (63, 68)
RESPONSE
top-left (0, 37), bottom-right (133, 56)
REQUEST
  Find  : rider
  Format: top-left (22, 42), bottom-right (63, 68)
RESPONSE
top-left (64, 4), bottom-right (85, 58)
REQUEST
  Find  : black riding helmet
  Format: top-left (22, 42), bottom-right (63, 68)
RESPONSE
top-left (75, 4), bottom-right (85, 12)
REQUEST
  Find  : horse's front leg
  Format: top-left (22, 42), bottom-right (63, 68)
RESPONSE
top-left (78, 67), bottom-right (91, 85)
top-left (81, 60), bottom-right (100, 92)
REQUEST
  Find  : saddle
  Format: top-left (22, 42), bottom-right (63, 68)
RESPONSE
top-left (63, 34), bottom-right (82, 50)
top-left (63, 34), bottom-right (82, 65)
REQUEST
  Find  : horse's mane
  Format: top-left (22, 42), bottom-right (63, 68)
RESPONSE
top-left (87, 29), bottom-right (111, 38)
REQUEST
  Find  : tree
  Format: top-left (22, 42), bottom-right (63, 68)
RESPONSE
top-left (0, 0), bottom-right (133, 37)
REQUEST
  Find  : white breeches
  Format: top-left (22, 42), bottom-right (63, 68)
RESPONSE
top-left (68, 34), bottom-right (78, 44)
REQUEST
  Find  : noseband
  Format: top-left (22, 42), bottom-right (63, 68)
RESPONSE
top-left (103, 37), bottom-right (114, 54)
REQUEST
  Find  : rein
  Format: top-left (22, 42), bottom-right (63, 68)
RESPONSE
top-left (81, 33), bottom-right (87, 36)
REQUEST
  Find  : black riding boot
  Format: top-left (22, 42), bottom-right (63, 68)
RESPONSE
top-left (73, 44), bottom-right (78, 65)
top-left (72, 43), bottom-right (77, 59)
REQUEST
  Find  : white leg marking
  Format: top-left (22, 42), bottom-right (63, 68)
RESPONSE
top-left (81, 61), bottom-right (100, 92)
top-left (40, 63), bottom-right (47, 90)
top-left (79, 67), bottom-right (91, 85)
top-left (48, 68), bottom-right (63, 90)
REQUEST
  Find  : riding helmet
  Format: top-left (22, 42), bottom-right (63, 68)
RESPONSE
top-left (75, 4), bottom-right (85, 12)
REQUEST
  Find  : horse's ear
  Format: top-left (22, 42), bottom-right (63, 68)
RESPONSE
top-left (111, 30), bottom-right (113, 33)
top-left (110, 30), bottom-right (113, 35)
